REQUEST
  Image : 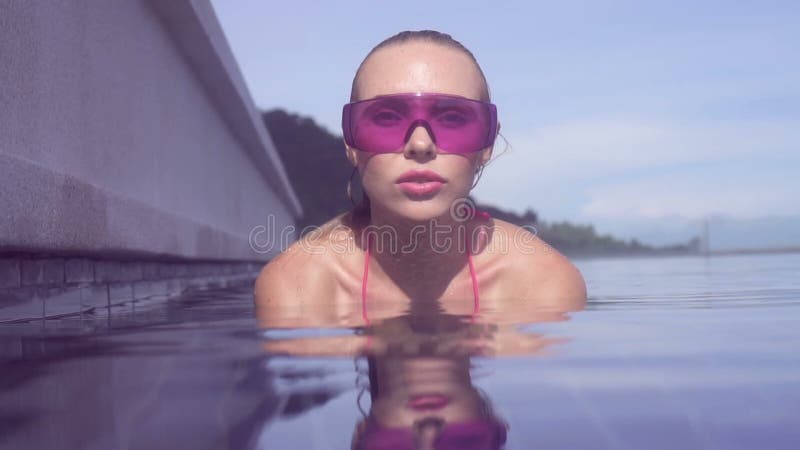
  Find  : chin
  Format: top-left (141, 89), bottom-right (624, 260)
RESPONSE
top-left (392, 200), bottom-right (453, 223)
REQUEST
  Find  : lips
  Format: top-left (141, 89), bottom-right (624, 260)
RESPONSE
top-left (396, 169), bottom-right (446, 184)
top-left (407, 394), bottom-right (450, 411)
top-left (396, 169), bottom-right (446, 196)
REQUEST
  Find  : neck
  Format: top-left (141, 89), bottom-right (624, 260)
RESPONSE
top-left (361, 204), bottom-right (475, 301)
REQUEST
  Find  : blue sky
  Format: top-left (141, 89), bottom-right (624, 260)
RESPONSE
top-left (209, 0), bottom-right (800, 248)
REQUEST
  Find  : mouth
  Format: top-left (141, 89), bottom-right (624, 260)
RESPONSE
top-left (396, 169), bottom-right (446, 184)
top-left (396, 169), bottom-right (446, 196)
top-left (407, 394), bottom-right (450, 411)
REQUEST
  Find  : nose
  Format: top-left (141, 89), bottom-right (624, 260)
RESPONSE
top-left (414, 417), bottom-right (444, 449)
top-left (403, 122), bottom-right (436, 159)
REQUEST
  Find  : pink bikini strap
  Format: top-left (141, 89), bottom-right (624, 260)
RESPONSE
top-left (468, 209), bottom-right (490, 321)
top-left (361, 233), bottom-right (372, 324)
top-left (467, 244), bottom-right (480, 319)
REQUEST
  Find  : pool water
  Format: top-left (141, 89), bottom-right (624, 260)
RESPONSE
top-left (1, 253), bottom-right (799, 449)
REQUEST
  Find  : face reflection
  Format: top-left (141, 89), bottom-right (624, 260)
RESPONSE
top-left (346, 41), bottom-right (494, 222)
top-left (358, 314), bottom-right (508, 449)
top-left (370, 356), bottom-right (483, 430)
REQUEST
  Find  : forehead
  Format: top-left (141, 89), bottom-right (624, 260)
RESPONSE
top-left (356, 41), bottom-right (485, 101)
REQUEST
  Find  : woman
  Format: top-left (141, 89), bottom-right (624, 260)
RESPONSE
top-left (255, 30), bottom-right (586, 324)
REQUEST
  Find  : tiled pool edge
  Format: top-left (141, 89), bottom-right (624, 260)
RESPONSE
top-left (0, 257), bottom-right (263, 323)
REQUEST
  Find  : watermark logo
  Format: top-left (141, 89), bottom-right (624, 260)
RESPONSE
top-left (249, 198), bottom-right (543, 256)
top-left (450, 197), bottom-right (477, 222)
top-left (249, 214), bottom-right (296, 255)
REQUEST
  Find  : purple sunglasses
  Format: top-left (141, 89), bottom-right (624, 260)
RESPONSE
top-left (356, 419), bottom-right (507, 450)
top-left (342, 92), bottom-right (498, 154)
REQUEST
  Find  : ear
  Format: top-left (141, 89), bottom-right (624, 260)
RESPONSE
top-left (479, 120), bottom-right (501, 165)
top-left (479, 148), bottom-right (493, 166)
top-left (344, 139), bottom-right (358, 167)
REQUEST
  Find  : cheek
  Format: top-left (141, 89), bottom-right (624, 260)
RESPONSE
top-left (447, 157), bottom-right (481, 190)
top-left (359, 156), bottom-right (392, 195)
top-left (452, 163), bottom-right (475, 187)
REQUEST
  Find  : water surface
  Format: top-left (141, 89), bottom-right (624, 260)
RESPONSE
top-left (1, 253), bottom-right (799, 449)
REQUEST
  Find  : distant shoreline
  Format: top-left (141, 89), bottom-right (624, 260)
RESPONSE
top-left (702, 246), bottom-right (800, 256)
top-left (567, 246), bottom-right (800, 260)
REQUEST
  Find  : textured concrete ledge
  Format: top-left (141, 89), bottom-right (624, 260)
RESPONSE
top-left (0, 255), bottom-right (263, 323)
top-left (0, 154), bottom-right (279, 261)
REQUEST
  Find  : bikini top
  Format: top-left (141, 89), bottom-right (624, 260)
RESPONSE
top-left (360, 210), bottom-right (491, 322)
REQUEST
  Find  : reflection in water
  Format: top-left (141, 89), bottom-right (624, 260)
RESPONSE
top-left (262, 311), bottom-right (567, 450)
top-left (355, 315), bottom-right (509, 450)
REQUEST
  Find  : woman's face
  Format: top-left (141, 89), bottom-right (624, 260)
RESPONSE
top-left (370, 356), bottom-right (484, 429)
top-left (345, 41), bottom-right (497, 222)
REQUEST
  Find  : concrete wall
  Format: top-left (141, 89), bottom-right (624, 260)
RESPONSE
top-left (0, 0), bottom-right (301, 261)
top-left (0, 255), bottom-right (264, 322)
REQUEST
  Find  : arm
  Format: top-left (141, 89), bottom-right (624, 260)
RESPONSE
top-left (254, 248), bottom-right (372, 356)
top-left (254, 244), bottom-right (365, 329)
top-left (511, 239), bottom-right (587, 312)
top-left (254, 245), bottom-right (328, 328)
top-left (536, 255), bottom-right (587, 311)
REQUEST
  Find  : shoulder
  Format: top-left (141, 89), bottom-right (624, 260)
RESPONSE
top-left (254, 214), bottom-right (350, 308)
top-left (488, 219), bottom-right (587, 311)
top-left (254, 240), bottom-right (324, 310)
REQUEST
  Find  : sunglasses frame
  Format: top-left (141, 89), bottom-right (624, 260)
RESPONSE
top-left (342, 92), bottom-right (498, 154)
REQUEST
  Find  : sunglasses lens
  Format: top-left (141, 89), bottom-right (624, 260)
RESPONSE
top-left (343, 94), bottom-right (496, 154)
top-left (436, 420), bottom-right (506, 450)
top-left (358, 420), bottom-right (505, 450)
top-left (430, 97), bottom-right (493, 153)
top-left (354, 97), bottom-right (411, 153)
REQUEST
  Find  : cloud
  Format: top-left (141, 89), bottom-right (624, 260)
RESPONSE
top-left (491, 117), bottom-right (800, 182)
top-left (478, 116), bottom-right (800, 220)
top-left (581, 169), bottom-right (800, 220)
